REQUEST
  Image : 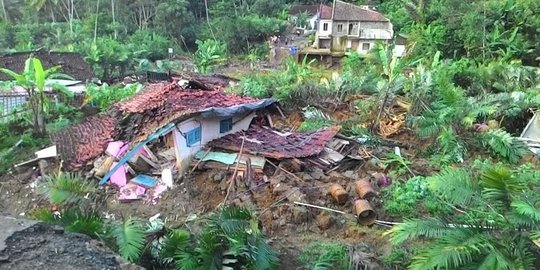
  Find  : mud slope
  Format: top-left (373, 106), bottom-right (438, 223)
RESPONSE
top-left (0, 216), bottom-right (139, 270)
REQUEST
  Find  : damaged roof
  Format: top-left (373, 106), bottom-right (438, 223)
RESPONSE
top-left (51, 115), bottom-right (118, 170)
top-left (114, 83), bottom-right (273, 142)
top-left (51, 81), bottom-right (275, 170)
top-left (208, 126), bottom-right (341, 159)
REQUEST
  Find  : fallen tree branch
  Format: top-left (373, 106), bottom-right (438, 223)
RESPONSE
top-left (220, 135), bottom-right (245, 208)
top-left (188, 147), bottom-right (212, 175)
top-left (265, 159), bottom-right (304, 182)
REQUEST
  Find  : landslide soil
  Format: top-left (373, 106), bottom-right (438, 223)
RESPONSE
top-left (0, 219), bottom-right (138, 270)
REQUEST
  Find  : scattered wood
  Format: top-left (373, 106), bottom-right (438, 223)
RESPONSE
top-left (266, 159), bottom-right (304, 182)
top-left (14, 158), bottom-right (40, 169)
top-left (95, 156), bottom-right (114, 177)
top-left (189, 148), bottom-right (212, 175)
top-left (142, 145), bottom-right (158, 162)
top-left (222, 135), bottom-right (246, 207)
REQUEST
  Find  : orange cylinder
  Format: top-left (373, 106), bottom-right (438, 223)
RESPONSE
top-left (355, 180), bottom-right (376, 199)
top-left (328, 184), bottom-right (348, 205)
top-left (354, 199), bottom-right (376, 226)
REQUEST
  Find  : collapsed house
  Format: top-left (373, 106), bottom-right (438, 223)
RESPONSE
top-left (44, 78), bottom-right (348, 203)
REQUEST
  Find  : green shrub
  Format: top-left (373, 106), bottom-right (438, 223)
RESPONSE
top-left (86, 83), bottom-right (140, 111)
top-left (382, 176), bottom-right (452, 218)
top-left (299, 242), bottom-right (349, 270)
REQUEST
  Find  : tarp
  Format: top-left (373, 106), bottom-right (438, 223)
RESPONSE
top-left (200, 98), bottom-right (276, 118)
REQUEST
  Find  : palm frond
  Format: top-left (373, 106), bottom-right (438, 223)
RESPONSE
top-left (251, 237), bottom-right (279, 270)
top-left (213, 206), bottom-right (253, 236)
top-left (384, 218), bottom-right (452, 245)
top-left (408, 230), bottom-right (491, 270)
top-left (479, 128), bottom-right (528, 163)
top-left (428, 167), bottom-right (477, 206)
top-left (60, 209), bottom-right (105, 236)
top-left (415, 114), bottom-right (442, 138)
top-left (511, 200), bottom-right (540, 223)
top-left (175, 251), bottom-right (199, 270)
top-left (480, 166), bottom-right (524, 203)
top-left (41, 173), bottom-right (96, 205)
top-left (114, 218), bottom-right (146, 262)
top-left (160, 229), bottom-right (192, 264)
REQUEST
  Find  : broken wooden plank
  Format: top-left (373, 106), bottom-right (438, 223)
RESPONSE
top-left (142, 145), bottom-right (159, 162)
top-left (320, 147), bottom-right (345, 163)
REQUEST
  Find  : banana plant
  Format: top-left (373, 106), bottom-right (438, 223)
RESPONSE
top-left (194, 39), bottom-right (227, 74)
top-left (0, 57), bottom-right (73, 136)
top-left (369, 43), bottom-right (405, 132)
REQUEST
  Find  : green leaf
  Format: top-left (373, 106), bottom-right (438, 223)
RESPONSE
top-left (428, 167), bottom-right (476, 206)
top-left (41, 173), bottom-right (96, 205)
top-left (0, 68), bottom-right (25, 83)
top-left (114, 218), bottom-right (146, 262)
top-left (511, 200), bottom-right (540, 222)
top-left (384, 218), bottom-right (452, 245)
top-left (33, 58), bottom-right (45, 91)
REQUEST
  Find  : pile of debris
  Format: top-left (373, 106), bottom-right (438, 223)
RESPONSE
top-left (14, 75), bottom-right (390, 230)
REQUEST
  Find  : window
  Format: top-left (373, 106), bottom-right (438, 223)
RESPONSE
top-left (362, 43), bottom-right (371, 51)
top-left (323, 23), bottom-right (328, 31)
top-left (337, 23), bottom-right (343, 33)
top-left (220, 118), bottom-right (233, 133)
top-left (186, 127), bottom-right (201, 147)
top-left (348, 23), bottom-right (358, 35)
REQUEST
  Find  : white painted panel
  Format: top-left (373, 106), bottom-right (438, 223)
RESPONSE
top-left (318, 20), bottom-right (332, 36)
top-left (173, 112), bottom-right (256, 174)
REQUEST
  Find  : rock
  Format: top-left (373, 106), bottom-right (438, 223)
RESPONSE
top-left (342, 170), bottom-right (356, 179)
top-left (0, 254), bottom-right (9, 262)
top-left (219, 178), bottom-right (229, 191)
top-left (301, 173), bottom-right (314, 181)
top-left (52, 225), bottom-right (64, 234)
top-left (291, 206), bottom-right (308, 224)
top-left (212, 172), bottom-right (226, 183)
top-left (287, 189), bottom-right (307, 203)
top-left (272, 183), bottom-right (292, 196)
top-left (308, 168), bottom-right (325, 180)
top-left (316, 212), bottom-right (333, 230)
top-left (270, 174), bottom-right (288, 186)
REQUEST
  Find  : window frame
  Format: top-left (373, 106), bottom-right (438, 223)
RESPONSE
top-left (362, 43), bottom-right (371, 51)
top-left (337, 23), bottom-right (343, 33)
top-left (186, 127), bottom-right (201, 147)
top-left (323, 23), bottom-right (328, 31)
top-left (219, 118), bottom-right (233, 134)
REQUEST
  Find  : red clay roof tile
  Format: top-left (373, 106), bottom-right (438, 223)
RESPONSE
top-left (51, 114), bottom-right (117, 170)
top-left (52, 82), bottom-right (264, 170)
top-left (208, 126), bottom-right (341, 159)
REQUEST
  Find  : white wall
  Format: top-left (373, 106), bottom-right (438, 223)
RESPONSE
top-left (357, 41), bottom-right (373, 54)
top-left (318, 20), bottom-right (332, 36)
top-left (173, 112), bottom-right (256, 173)
top-left (308, 16), bottom-right (318, 30)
